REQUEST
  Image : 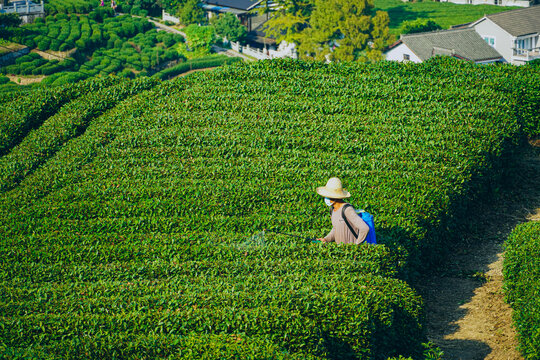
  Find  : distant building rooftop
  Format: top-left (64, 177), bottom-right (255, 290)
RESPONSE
top-left (480, 5), bottom-right (540, 37)
top-left (395, 28), bottom-right (503, 62)
top-left (202, 0), bottom-right (262, 11)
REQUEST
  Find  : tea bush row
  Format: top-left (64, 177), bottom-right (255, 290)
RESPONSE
top-left (0, 59), bottom-right (538, 358)
top-left (504, 221), bottom-right (540, 359)
top-left (153, 55), bottom-right (242, 80)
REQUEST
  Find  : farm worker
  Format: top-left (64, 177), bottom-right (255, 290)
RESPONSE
top-left (316, 177), bottom-right (369, 244)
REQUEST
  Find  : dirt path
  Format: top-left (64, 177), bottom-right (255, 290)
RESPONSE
top-left (6, 75), bottom-right (46, 85)
top-left (416, 141), bottom-right (540, 360)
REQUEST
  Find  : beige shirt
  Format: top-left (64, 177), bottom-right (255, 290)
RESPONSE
top-left (324, 205), bottom-right (369, 244)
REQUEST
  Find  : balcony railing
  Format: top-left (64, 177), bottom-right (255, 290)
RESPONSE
top-left (512, 46), bottom-right (540, 62)
top-left (0, 0), bottom-right (44, 14)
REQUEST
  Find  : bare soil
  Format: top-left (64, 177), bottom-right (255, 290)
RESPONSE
top-left (6, 75), bottom-right (46, 85)
top-left (31, 48), bottom-right (75, 61)
top-left (416, 141), bottom-right (540, 360)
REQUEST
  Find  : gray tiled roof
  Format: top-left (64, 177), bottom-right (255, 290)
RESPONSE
top-left (202, 0), bottom-right (261, 11)
top-left (400, 28), bottom-right (503, 62)
top-left (485, 5), bottom-right (540, 37)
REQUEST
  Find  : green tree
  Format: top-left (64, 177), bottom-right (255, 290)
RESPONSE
top-left (179, 0), bottom-right (206, 25)
top-left (210, 13), bottom-right (247, 42)
top-left (263, 0), bottom-right (311, 44)
top-left (0, 13), bottom-right (21, 39)
top-left (400, 18), bottom-right (442, 34)
top-left (264, 0), bottom-right (393, 62)
top-left (184, 24), bottom-right (215, 55)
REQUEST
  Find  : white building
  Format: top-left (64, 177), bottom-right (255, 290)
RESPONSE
top-left (439, 0), bottom-right (535, 8)
top-left (385, 28), bottom-right (503, 64)
top-left (0, 0), bottom-right (45, 24)
top-left (470, 5), bottom-right (540, 64)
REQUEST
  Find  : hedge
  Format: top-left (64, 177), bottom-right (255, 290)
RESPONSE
top-left (0, 76), bottom-right (10, 85)
top-left (153, 56), bottom-right (242, 80)
top-left (0, 77), bottom-right (117, 155)
top-left (503, 221), bottom-right (540, 359)
top-left (0, 77), bottom-right (159, 192)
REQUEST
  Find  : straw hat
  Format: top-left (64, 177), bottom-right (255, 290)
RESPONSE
top-left (316, 177), bottom-right (351, 199)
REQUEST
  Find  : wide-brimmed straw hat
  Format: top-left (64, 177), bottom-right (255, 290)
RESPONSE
top-left (316, 177), bottom-right (351, 199)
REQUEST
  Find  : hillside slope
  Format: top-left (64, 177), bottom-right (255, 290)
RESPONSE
top-left (0, 59), bottom-right (538, 359)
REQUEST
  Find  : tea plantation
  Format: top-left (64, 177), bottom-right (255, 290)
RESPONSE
top-left (504, 221), bottom-right (540, 359)
top-left (0, 58), bottom-right (539, 359)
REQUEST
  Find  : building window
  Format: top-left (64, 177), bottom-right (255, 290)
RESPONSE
top-left (483, 36), bottom-right (496, 47)
top-left (403, 54), bottom-right (410, 61)
top-left (494, 0), bottom-right (502, 4)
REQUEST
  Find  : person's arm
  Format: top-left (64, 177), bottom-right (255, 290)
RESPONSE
top-left (344, 206), bottom-right (369, 244)
top-left (320, 228), bottom-right (335, 243)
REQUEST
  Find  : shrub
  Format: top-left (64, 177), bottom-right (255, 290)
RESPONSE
top-left (50, 71), bottom-right (87, 86)
top-left (15, 55), bottom-right (34, 65)
top-left (401, 19), bottom-right (442, 34)
top-left (504, 222), bottom-right (540, 359)
top-left (210, 13), bottom-right (247, 42)
top-left (50, 40), bottom-right (62, 51)
top-left (0, 76), bottom-right (10, 85)
top-left (153, 56), bottom-right (240, 80)
top-left (55, 13), bottom-right (69, 21)
top-left (23, 38), bottom-right (35, 47)
top-left (37, 38), bottom-right (51, 51)
top-left (59, 42), bottom-right (71, 52)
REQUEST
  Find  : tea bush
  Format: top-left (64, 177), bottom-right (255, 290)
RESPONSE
top-left (504, 221), bottom-right (540, 359)
top-left (0, 59), bottom-right (538, 358)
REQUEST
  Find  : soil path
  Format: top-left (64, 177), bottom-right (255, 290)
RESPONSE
top-left (6, 75), bottom-right (45, 85)
top-left (416, 141), bottom-right (540, 360)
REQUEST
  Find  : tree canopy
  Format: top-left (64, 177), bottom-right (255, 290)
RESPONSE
top-left (184, 24), bottom-right (215, 56)
top-left (158, 0), bottom-right (205, 25)
top-left (210, 13), bottom-right (247, 42)
top-left (264, 0), bottom-right (394, 61)
top-left (0, 13), bottom-right (21, 39)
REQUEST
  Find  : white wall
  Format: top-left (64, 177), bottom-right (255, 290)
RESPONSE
top-left (440, 0), bottom-right (531, 6)
top-left (473, 18), bottom-right (513, 63)
top-left (162, 10), bottom-right (180, 24)
top-left (229, 40), bottom-right (298, 60)
top-left (385, 43), bottom-right (422, 63)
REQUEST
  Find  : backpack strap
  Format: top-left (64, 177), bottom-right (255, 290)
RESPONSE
top-left (341, 204), bottom-right (358, 239)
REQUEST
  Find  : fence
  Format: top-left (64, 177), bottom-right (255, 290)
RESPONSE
top-left (229, 40), bottom-right (297, 60)
top-left (0, 0), bottom-right (44, 14)
top-left (162, 10), bottom-right (180, 24)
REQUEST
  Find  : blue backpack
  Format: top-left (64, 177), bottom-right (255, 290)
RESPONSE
top-left (341, 204), bottom-right (377, 245)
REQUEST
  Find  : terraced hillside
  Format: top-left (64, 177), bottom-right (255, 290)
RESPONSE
top-left (0, 58), bottom-right (538, 359)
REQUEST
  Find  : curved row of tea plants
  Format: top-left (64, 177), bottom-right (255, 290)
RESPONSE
top-left (1, 52), bottom-right (77, 75)
top-left (0, 76), bottom-right (128, 155)
top-left (0, 58), bottom-right (538, 358)
top-left (0, 76), bottom-right (159, 192)
top-left (152, 55), bottom-right (242, 80)
top-left (4, 13), bottom-right (187, 84)
top-left (6, 12), bottom-right (153, 54)
top-left (503, 221), bottom-right (540, 359)
top-left (45, 0), bottom-right (97, 15)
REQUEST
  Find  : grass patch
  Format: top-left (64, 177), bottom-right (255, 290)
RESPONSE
top-left (374, 0), bottom-right (518, 34)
